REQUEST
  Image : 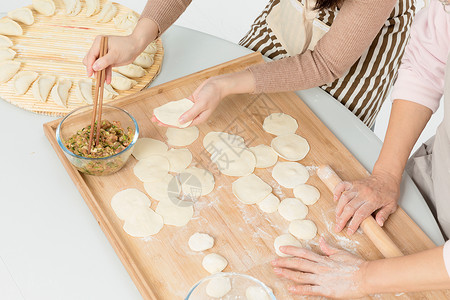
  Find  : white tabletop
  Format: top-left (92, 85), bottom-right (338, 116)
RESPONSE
top-left (0, 25), bottom-right (444, 300)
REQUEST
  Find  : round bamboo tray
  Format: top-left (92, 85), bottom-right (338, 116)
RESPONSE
top-left (0, 0), bottom-right (164, 116)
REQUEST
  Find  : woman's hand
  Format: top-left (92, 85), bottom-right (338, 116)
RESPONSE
top-left (272, 238), bottom-right (368, 299)
top-left (333, 170), bottom-right (401, 235)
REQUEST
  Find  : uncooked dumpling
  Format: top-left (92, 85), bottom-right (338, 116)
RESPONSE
top-left (114, 11), bottom-right (138, 30)
top-left (32, 0), bottom-right (56, 16)
top-left (63, 0), bottom-right (82, 16)
top-left (143, 41), bottom-right (158, 54)
top-left (165, 126), bottom-right (199, 147)
top-left (0, 60), bottom-right (20, 84)
top-left (14, 71), bottom-right (38, 95)
top-left (0, 48), bottom-right (16, 61)
top-left (133, 52), bottom-right (154, 68)
top-left (85, 0), bottom-right (100, 17)
top-left (51, 79), bottom-right (72, 107)
top-left (32, 75), bottom-right (56, 102)
top-left (0, 35), bottom-right (13, 47)
top-left (8, 8), bottom-right (34, 25)
top-left (75, 79), bottom-right (93, 104)
top-left (115, 64), bottom-right (146, 78)
top-left (104, 84), bottom-right (119, 100)
top-left (97, 1), bottom-right (117, 22)
top-left (111, 71), bottom-right (137, 90)
top-left (0, 19), bottom-right (23, 36)
top-left (153, 98), bottom-right (194, 128)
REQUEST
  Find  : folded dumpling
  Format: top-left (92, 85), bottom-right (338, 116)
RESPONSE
top-left (115, 64), bottom-right (146, 78)
top-left (133, 52), bottom-right (154, 68)
top-left (0, 19), bottom-right (23, 36)
top-left (51, 79), bottom-right (72, 107)
top-left (32, 75), bottom-right (56, 102)
top-left (0, 60), bottom-right (21, 84)
top-left (63, 0), bottom-right (82, 16)
top-left (111, 72), bottom-right (137, 91)
top-left (0, 48), bottom-right (16, 61)
top-left (143, 42), bottom-right (158, 54)
top-left (104, 84), bottom-right (119, 100)
top-left (86, 0), bottom-right (100, 17)
top-left (14, 71), bottom-right (38, 95)
top-left (32, 0), bottom-right (56, 16)
top-left (8, 8), bottom-right (34, 26)
top-left (0, 35), bottom-right (13, 47)
top-left (75, 79), bottom-right (93, 104)
top-left (113, 12), bottom-right (138, 30)
top-left (97, 1), bottom-right (117, 23)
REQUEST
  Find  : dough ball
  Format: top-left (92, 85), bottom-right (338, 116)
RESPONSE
top-left (257, 193), bottom-right (280, 213)
top-left (165, 126), bottom-right (199, 147)
top-left (263, 113), bottom-right (298, 136)
top-left (203, 131), bottom-right (246, 154)
top-left (155, 200), bottom-right (194, 227)
top-left (232, 174), bottom-right (272, 204)
top-left (272, 162), bottom-right (309, 188)
top-left (249, 144), bottom-right (278, 168)
top-left (164, 148), bottom-right (192, 173)
top-left (289, 219), bottom-right (317, 240)
top-left (188, 232), bottom-right (214, 252)
top-left (293, 184), bottom-right (320, 205)
top-left (206, 276), bottom-right (231, 298)
top-left (271, 133), bottom-right (310, 161)
top-left (212, 147), bottom-right (256, 177)
top-left (132, 138), bottom-right (168, 160)
top-left (179, 167), bottom-right (215, 197)
top-left (246, 286), bottom-right (272, 300)
top-left (274, 234), bottom-right (302, 257)
top-left (278, 198), bottom-right (308, 221)
top-left (143, 174), bottom-right (180, 202)
top-left (133, 155), bottom-right (170, 182)
top-left (202, 253), bottom-right (228, 274)
top-left (153, 98), bottom-right (194, 128)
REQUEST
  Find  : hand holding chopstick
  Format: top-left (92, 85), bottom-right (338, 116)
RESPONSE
top-left (88, 36), bottom-right (108, 154)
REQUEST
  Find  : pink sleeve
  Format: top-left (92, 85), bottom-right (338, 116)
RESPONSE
top-left (443, 241), bottom-right (450, 276)
top-left (391, 0), bottom-right (449, 112)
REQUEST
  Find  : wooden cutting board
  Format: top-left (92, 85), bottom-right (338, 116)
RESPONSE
top-left (0, 0), bottom-right (163, 116)
top-left (44, 53), bottom-right (450, 299)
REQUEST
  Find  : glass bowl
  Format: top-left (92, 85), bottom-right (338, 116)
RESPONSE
top-left (186, 272), bottom-right (276, 300)
top-left (56, 105), bottom-right (139, 176)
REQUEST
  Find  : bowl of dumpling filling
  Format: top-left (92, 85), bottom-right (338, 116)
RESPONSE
top-left (56, 105), bottom-right (139, 176)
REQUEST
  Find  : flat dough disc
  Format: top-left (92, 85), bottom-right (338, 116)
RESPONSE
top-left (165, 126), bottom-right (199, 147)
top-left (289, 219), bottom-right (318, 240)
top-left (249, 144), bottom-right (278, 168)
top-left (212, 147), bottom-right (256, 177)
top-left (153, 98), bottom-right (194, 128)
top-left (293, 184), bottom-right (320, 205)
top-left (111, 188), bottom-right (151, 220)
top-left (271, 133), bottom-right (310, 161)
top-left (122, 208), bottom-right (164, 237)
top-left (179, 167), bottom-right (215, 197)
top-left (273, 234), bottom-right (302, 257)
top-left (132, 138), bottom-right (168, 160)
top-left (278, 198), bottom-right (308, 221)
top-left (143, 174), bottom-right (181, 202)
top-left (164, 148), bottom-right (192, 172)
top-left (203, 131), bottom-right (246, 154)
top-left (263, 113), bottom-right (298, 136)
top-left (155, 200), bottom-right (194, 226)
top-left (133, 155), bottom-right (170, 182)
top-left (272, 162), bottom-right (309, 188)
top-left (257, 193), bottom-right (280, 213)
top-left (232, 174), bottom-right (272, 204)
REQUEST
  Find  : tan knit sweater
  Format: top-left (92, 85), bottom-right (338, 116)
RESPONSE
top-left (141, 0), bottom-right (397, 93)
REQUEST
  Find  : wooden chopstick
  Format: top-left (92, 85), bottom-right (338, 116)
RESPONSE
top-left (88, 36), bottom-right (108, 154)
top-left (95, 36), bottom-right (108, 146)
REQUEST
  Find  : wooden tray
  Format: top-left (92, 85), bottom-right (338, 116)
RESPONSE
top-left (0, 0), bottom-right (163, 116)
top-left (44, 53), bottom-right (450, 299)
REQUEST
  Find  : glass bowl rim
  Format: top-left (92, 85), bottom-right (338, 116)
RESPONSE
top-left (56, 104), bottom-right (139, 161)
top-left (185, 272), bottom-right (276, 299)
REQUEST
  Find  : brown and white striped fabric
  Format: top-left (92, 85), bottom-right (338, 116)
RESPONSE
top-left (239, 0), bottom-right (417, 127)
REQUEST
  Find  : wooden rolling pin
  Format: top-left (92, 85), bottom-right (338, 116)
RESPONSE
top-left (317, 165), bottom-right (403, 258)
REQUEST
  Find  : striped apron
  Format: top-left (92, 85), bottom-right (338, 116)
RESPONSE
top-left (239, 0), bottom-right (417, 127)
